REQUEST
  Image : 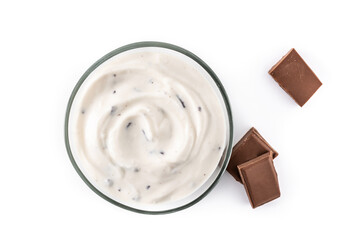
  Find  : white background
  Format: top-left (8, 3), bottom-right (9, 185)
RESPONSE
top-left (1, 0), bottom-right (359, 239)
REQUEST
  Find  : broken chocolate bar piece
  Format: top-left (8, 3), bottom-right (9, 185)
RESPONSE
top-left (237, 152), bottom-right (280, 208)
top-left (227, 127), bottom-right (278, 183)
top-left (269, 48), bottom-right (322, 107)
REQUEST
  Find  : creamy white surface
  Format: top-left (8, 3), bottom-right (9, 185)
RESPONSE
top-left (69, 48), bottom-right (227, 205)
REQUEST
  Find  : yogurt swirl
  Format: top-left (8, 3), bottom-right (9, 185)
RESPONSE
top-left (69, 48), bottom-right (227, 205)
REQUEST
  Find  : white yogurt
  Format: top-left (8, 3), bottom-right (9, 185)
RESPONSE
top-left (68, 47), bottom-right (227, 205)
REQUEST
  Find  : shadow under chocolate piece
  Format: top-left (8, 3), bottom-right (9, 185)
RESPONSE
top-left (269, 48), bottom-right (322, 107)
top-left (237, 152), bottom-right (280, 208)
top-left (227, 127), bottom-right (278, 183)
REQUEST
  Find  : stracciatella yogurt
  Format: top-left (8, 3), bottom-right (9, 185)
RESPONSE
top-left (68, 47), bottom-right (227, 206)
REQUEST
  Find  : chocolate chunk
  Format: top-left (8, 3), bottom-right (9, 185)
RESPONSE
top-left (227, 127), bottom-right (278, 183)
top-left (237, 152), bottom-right (280, 208)
top-left (269, 48), bottom-right (322, 107)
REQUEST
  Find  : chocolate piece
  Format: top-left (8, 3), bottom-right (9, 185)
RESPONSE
top-left (227, 127), bottom-right (278, 183)
top-left (237, 152), bottom-right (280, 208)
top-left (269, 48), bottom-right (322, 107)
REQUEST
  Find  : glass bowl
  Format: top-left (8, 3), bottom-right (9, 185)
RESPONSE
top-left (64, 41), bottom-right (233, 214)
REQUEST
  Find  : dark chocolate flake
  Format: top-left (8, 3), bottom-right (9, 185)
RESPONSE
top-left (198, 106), bottom-right (202, 112)
top-left (142, 129), bottom-right (149, 141)
top-left (134, 167), bottom-right (140, 173)
top-left (146, 185), bottom-right (151, 190)
top-left (126, 122), bottom-right (132, 128)
top-left (113, 90), bottom-right (116, 94)
top-left (113, 74), bottom-right (116, 77)
top-left (81, 109), bottom-right (86, 114)
top-left (117, 188), bottom-right (121, 192)
top-left (176, 95), bottom-right (186, 108)
top-left (160, 151), bottom-right (164, 155)
top-left (110, 106), bottom-right (117, 115)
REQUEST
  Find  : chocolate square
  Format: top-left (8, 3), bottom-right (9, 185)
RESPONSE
top-left (227, 127), bottom-right (278, 183)
top-left (237, 152), bottom-right (280, 208)
top-left (269, 48), bottom-right (322, 107)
